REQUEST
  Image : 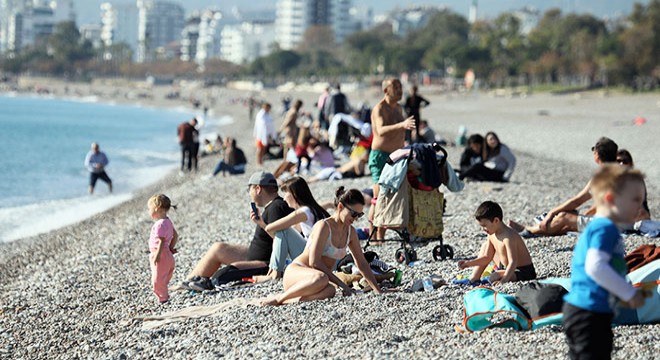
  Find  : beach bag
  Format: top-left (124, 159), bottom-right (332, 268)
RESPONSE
top-left (408, 187), bottom-right (443, 237)
top-left (514, 282), bottom-right (567, 319)
top-left (456, 287), bottom-right (531, 333)
top-left (210, 265), bottom-right (269, 287)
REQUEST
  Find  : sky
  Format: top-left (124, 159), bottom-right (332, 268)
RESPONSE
top-left (74, 0), bottom-right (650, 26)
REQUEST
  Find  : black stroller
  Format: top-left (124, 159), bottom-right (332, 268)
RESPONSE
top-left (364, 143), bottom-right (458, 264)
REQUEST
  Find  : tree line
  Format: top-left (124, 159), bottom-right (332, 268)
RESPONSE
top-left (2, 1), bottom-right (658, 90)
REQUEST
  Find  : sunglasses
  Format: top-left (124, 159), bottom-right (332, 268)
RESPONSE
top-left (341, 202), bottom-right (364, 218)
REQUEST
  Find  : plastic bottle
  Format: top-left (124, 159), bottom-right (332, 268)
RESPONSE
top-left (422, 277), bottom-right (434, 292)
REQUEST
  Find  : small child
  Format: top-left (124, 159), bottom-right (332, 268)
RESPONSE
top-left (456, 201), bottom-right (536, 285)
top-left (147, 194), bottom-right (178, 304)
top-left (563, 165), bottom-right (647, 359)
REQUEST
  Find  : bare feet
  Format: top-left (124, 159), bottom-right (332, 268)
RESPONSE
top-left (508, 220), bottom-right (525, 232)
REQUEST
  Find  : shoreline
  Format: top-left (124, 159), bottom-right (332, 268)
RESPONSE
top-left (1, 78), bottom-right (658, 359)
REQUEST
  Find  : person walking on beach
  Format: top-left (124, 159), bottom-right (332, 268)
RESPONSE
top-left (403, 85), bottom-right (430, 142)
top-left (563, 165), bottom-right (647, 359)
top-left (147, 194), bottom-right (179, 304)
top-left (368, 78), bottom-right (416, 240)
top-left (253, 103), bottom-right (276, 167)
top-left (84, 142), bottom-right (112, 195)
top-left (177, 117), bottom-right (198, 173)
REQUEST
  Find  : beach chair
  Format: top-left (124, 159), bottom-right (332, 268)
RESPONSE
top-left (365, 143), bottom-right (457, 264)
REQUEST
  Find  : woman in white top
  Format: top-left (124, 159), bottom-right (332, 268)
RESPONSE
top-left (261, 187), bottom-right (382, 305)
top-left (252, 176), bottom-right (329, 282)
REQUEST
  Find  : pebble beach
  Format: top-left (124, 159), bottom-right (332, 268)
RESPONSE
top-left (1, 79), bottom-right (659, 359)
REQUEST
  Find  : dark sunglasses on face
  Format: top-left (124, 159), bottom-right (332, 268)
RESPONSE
top-left (341, 202), bottom-right (364, 218)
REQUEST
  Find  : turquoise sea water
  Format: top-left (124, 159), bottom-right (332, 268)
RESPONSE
top-left (0, 94), bottom-right (226, 242)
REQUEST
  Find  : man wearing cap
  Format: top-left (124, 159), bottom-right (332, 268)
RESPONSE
top-left (509, 137), bottom-right (618, 237)
top-left (184, 171), bottom-right (293, 290)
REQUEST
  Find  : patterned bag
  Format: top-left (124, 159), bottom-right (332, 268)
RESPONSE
top-left (408, 187), bottom-right (444, 237)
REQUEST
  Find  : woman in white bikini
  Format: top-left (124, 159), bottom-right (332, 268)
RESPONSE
top-left (261, 187), bottom-right (382, 305)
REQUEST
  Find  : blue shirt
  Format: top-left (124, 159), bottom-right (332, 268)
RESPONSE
top-left (564, 217), bottom-right (627, 313)
top-left (84, 151), bottom-right (109, 173)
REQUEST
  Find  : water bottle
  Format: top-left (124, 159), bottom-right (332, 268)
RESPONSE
top-left (422, 276), bottom-right (434, 292)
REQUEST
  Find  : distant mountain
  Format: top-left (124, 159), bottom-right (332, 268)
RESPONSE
top-left (74, 0), bottom-right (648, 25)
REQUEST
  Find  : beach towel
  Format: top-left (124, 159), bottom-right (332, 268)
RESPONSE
top-left (137, 298), bottom-right (261, 330)
top-left (625, 244), bottom-right (660, 272)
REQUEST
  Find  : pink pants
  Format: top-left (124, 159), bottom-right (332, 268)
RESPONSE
top-left (150, 250), bottom-right (175, 303)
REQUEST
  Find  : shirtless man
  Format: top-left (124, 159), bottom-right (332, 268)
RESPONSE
top-left (368, 78), bottom-right (416, 240)
top-left (509, 137), bottom-right (618, 237)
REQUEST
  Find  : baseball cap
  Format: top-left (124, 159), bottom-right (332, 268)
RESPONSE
top-left (248, 171), bottom-right (277, 187)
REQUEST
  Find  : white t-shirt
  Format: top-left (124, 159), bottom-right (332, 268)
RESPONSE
top-left (299, 206), bottom-right (317, 239)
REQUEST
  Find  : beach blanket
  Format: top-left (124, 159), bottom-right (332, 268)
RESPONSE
top-left (137, 298), bottom-right (260, 330)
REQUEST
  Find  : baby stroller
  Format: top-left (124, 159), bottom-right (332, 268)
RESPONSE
top-left (364, 143), bottom-right (463, 264)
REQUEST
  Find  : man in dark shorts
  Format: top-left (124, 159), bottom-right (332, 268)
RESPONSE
top-left (177, 117), bottom-right (198, 173)
top-left (84, 142), bottom-right (112, 195)
top-left (184, 171), bottom-right (293, 290)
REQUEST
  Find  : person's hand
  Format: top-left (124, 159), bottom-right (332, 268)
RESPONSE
top-left (538, 213), bottom-right (554, 232)
top-left (154, 255), bottom-right (161, 264)
top-left (169, 247), bottom-right (177, 254)
top-left (457, 260), bottom-right (468, 269)
top-left (401, 116), bottom-right (416, 130)
top-left (623, 290), bottom-right (647, 308)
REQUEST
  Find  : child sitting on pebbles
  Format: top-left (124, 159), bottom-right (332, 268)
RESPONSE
top-left (455, 201), bottom-right (536, 285)
top-left (147, 194), bottom-right (179, 304)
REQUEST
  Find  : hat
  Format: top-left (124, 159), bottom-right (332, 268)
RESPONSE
top-left (248, 171), bottom-right (277, 187)
top-left (591, 137), bottom-right (618, 161)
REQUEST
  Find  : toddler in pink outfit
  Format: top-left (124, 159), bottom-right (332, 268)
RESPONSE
top-left (147, 194), bottom-right (178, 304)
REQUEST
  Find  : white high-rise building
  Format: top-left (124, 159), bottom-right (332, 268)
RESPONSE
top-left (1, 0), bottom-right (73, 54)
top-left (195, 9), bottom-right (222, 64)
top-left (136, 0), bottom-right (184, 63)
top-left (275, 0), bottom-right (352, 50)
top-left (100, 2), bottom-right (139, 55)
top-left (221, 20), bottom-right (275, 64)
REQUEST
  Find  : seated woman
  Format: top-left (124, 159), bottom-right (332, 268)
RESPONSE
top-left (251, 176), bottom-right (329, 282)
top-left (261, 187), bottom-right (382, 305)
top-left (211, 137), bottom-right (246, 177)
top-left (459, 131), bottom-right (516, 182)
top-left (459, 134), bottom-right (483, 176)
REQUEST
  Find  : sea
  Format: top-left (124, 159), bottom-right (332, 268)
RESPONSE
top-left (0, 94), bottom-right (229, 242)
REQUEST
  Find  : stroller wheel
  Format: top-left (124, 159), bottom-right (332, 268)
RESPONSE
top-left (395, 248), bottom-right (406, 264)
top-left (443, 245), bottom-right (454, 260)
top-left (432, 245), bottom-right (445, 261)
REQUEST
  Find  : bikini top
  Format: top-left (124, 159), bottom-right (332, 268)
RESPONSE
top-left (321, 218), bottom-right (351, 260)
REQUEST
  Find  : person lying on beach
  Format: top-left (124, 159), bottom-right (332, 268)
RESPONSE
top-left (508, 137), bottom-right (619, 237)
top-left (261, 187), bottom-right (382, 305)
top-left (457, 201), bottom-right (536, 285)
top-left (250, 176), bottom-right (329, 283)
top-left (183, 171), bottom-right (293, 291)
top-left (459, 131), bottom-right (516, 182)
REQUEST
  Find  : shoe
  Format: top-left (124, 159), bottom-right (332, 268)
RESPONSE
top-left (370, 258), bottom-right (393, 273)
top-left (188, 276), bottom-right (213, 291)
